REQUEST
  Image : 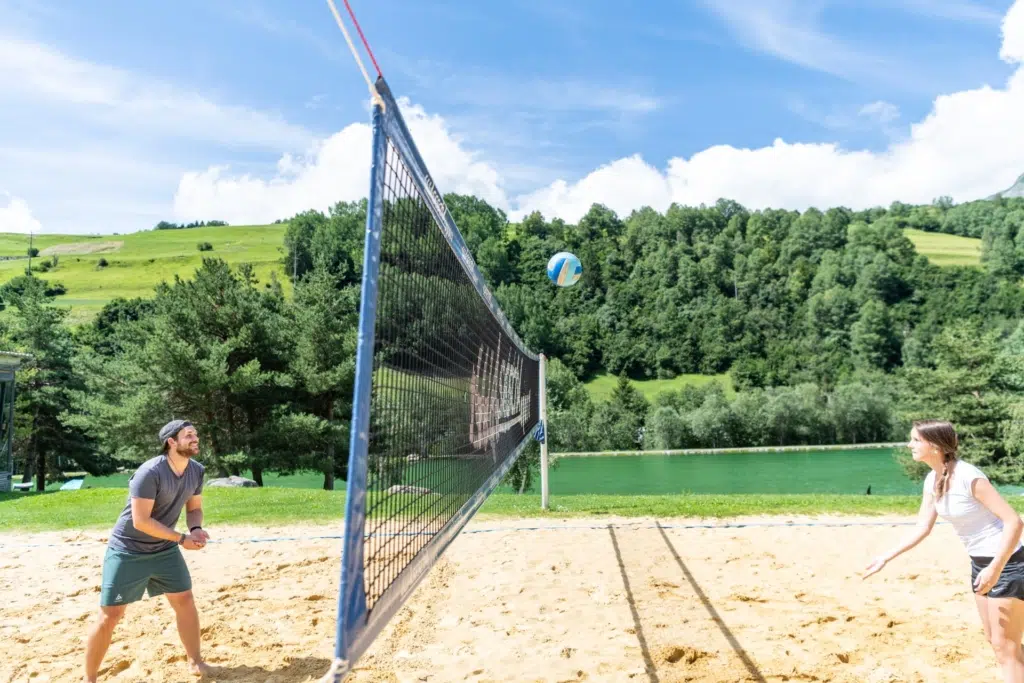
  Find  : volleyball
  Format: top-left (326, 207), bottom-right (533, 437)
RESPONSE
top-left (546, 251), bottom-right (582, 287)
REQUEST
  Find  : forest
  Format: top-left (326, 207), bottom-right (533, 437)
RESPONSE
top-left (2, 192), bottom-right (1023, 491)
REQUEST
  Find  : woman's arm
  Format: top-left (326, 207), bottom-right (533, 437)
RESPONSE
top-left (971, 478), bottom-right (1023, 584)
top-left (864, 490), bottom-right (937, 577)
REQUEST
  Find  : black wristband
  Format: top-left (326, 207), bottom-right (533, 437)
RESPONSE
top-left (189, 526), bottom-right (202, 532)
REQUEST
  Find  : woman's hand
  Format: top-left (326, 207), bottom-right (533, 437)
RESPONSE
top-left (863, 555), bottom-right (887, 579)
top-left (974, 564), bottom-right (1001, 595)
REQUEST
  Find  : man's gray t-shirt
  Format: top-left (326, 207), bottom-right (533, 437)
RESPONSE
top-left (108, 455), bottom-right (205, 554)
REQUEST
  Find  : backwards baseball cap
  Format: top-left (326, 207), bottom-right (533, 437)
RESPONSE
top-left (159, 419), bottom-right (193, 450)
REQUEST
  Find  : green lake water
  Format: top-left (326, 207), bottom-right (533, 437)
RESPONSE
top-left (537, 448), bottom-right (929, 496)
top-left (39, 447), bottom-right (1024, 497)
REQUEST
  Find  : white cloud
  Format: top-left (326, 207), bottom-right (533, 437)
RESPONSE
top-left (0, 36), bottom-right (313, 149)
top-left (0, 142), bottom-right (186, 234)
top-left (787, 98), bottom-right (901, 133)
top-left (0, 195), bottom-right (42, 234)
top-left (173, 124), bottom-right (373, 225)
top-left (858, 101), bottom-right (901, 125)
top-left (512, 0), bottom-right (1024, 221)
top-left (175, 0), bottom-right (1024, 228)
top-left (173, 99), bottom-right (509, 224)
top-left (0, 34), bottom-right (320, 233)
top-left (1004, 0), bottom-right (1024, 63)
top-left (697, 0), bottom-right (912, 87)
top-left (512, 156), bottom-right (671, 224)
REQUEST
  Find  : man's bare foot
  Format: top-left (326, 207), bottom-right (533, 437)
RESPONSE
top-left (189, 659), bottom-right (211, 677)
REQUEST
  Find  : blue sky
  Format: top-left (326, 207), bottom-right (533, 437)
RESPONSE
top-left (0, 0), bottom-right (1021, 234)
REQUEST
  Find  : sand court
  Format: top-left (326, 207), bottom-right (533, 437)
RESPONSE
top-left (0, 515), bottom-right (1003, 682)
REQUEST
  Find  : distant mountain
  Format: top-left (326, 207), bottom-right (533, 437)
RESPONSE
top-left (987, 172), bottom-right (1024, 199)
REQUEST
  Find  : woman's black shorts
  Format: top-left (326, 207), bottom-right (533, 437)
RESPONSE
top-left (971, 547), bottom-right (1024, 600)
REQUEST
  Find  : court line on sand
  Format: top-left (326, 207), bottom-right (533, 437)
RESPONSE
top-left (0, 519), bottom-right (939, 549)
top-left (608, 524), bottom-right (660, 683)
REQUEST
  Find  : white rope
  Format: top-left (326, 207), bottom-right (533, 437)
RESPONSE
top-left (324, 0), bottom-right (385, 110)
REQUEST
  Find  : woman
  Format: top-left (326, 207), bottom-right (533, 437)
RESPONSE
top-left (864, 419), bottom-right (1024, 681)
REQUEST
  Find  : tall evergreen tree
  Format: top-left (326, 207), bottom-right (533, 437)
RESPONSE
top-left (896, 322), bottom-right (1021, 482)
top-left (5, 278), bottom-right (100, 489)
top-left (284, 269), bottom-right (358, 490)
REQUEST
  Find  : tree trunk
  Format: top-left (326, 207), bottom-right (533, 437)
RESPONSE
top-left (251, 464), bottom-right (264, 487)
top-left (35, 445), bottom-right (45, 492)
top-left (205, 411), bottom-right (228, 477)
top-left (226, 407), bottom-right (240, 477)
top-left (324, 398), bottom-right (335, 491)
top-left (21, 457), bottom-right (34, 484)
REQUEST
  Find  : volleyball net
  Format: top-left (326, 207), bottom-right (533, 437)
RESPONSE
top-left (325, 76), bottom-right (542, 680)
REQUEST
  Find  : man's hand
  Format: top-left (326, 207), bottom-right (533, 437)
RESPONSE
top-left (181, 534), bottom-right (205, 550)
top-left (188, 528), bottom-right (210, 548)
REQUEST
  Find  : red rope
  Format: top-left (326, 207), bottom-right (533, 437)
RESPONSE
top-left (342, 0), bottom-right (383, 79)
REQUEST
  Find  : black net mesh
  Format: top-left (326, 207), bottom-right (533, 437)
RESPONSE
top-left (362, 135), bottom-right (540, 611)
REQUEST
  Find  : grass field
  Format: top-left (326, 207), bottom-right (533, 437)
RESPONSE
top-left (0, 488), bottom-right (940, 533)
top-left (585, 372), bottom-right (735, 403)
top-left (903, 228), bottom-right (982, 267)
top-left (0, 225), bottom-right (290, 325)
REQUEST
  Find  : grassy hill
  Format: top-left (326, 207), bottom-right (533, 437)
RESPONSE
top-left (0, 225), bottom-right (290, 324)
top-left (0, 225), bottom-right (982, 327)
top-left (584, 372), bottom-right (734, 403)
top-left (903, 228), bottom-right (982, 267)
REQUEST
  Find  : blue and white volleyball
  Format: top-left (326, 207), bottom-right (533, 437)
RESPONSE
top-left (546, 251), bottom-right (583, 287)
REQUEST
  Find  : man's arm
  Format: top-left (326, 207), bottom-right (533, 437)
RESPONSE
top-left (131, 497), bottom-right (185, 543)
top-left (186, 494), bottom-right (204, 536)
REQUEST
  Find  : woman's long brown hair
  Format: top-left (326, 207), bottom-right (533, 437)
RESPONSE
top-left (914, 419), bottom-right (959, 501)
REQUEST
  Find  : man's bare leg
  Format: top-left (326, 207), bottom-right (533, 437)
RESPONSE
top-left (165, 590), bottom-right (210, 676)
top-left (83, 605), bottom-right (126, 682)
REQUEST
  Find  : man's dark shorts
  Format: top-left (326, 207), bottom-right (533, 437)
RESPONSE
top-left (100, 545), bottom-right (192, 606)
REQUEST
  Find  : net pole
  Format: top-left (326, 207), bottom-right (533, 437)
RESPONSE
top-left (539, 353), bottom-right (549, 510)
top-left (323, 96), bottom-right (388, 683)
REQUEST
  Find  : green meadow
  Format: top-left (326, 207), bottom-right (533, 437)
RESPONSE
top-left (584, 372), bottom-right (735, 403)
top-left (0, 225), bottom-right (291, 325)
top-left (903, 228), bottom-right (983, 267)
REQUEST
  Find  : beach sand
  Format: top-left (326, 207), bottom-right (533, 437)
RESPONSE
top-left (0, 514), bottom-right (999, 682)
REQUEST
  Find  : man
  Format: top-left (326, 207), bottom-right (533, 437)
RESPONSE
top-left (84, 420), bottom-right (211, 682)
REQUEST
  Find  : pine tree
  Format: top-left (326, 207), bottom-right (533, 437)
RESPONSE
top-left (285, 269), bottom-right (358, 490)
top-left (5, 278), bottom-right (100, 489)
top-left (897, 322), bottom-right (1022, 482)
